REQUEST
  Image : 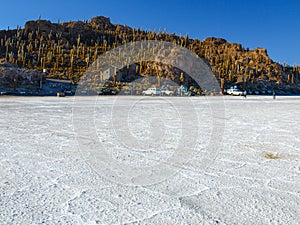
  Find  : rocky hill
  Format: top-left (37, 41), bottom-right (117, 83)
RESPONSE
top-left (0, 16), bottom-right (299, 94)
top-left (0, 59), bottom-right (43, 92)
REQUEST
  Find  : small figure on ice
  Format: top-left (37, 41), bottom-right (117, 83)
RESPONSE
top-left (243, 90), bottom-right (247, 98)
top-left (273, 90), bottom-right (276, 100)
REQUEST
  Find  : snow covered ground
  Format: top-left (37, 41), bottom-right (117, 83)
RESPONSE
top-left (0, 96), bottom-right (299, 224)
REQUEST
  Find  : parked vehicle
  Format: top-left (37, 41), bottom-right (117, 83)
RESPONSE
top-left (142, 88), bottom-right (161, 96)
top-left (97, 87), bottom-right (117, 95)
top-left (226, 88), bottom-right (243, 96)
top-left (161, 88), bottom-right (174, 96)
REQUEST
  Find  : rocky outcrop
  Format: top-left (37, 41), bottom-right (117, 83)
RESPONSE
top-left (0, 16), bottom-right (299, 94)
top-left (25, 20), bottom-right (60, 33)
top-left (0, 60), bottom-right (42, 90)
top-left (90, 16), bottom-right (115, 30)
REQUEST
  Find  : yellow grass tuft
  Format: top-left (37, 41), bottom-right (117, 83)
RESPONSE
top-left (264, 152), bottom-right (281, 159)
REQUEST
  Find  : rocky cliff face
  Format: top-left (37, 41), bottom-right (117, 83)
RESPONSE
top-left (0, 16), bottom-right (299, 94)
top-left (0, 60), bottom-right (42, 91)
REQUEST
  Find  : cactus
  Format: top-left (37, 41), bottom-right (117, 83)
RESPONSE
top-left (180, 72), bottom-right (185, 84)
top-left (0, 17), bottom-right (297, 93)
top-left (287, 74), bottom-right (291, 84)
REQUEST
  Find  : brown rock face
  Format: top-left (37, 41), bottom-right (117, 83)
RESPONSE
top-left (0, 16), bottom-right (299, 94)
top-left (25, 20), bottom-right (60, 33)
top-left (0, 61), bottom-right (42, 89)
top-left (91, 16), bottom-right (115, 30)
top-left (255, 47), bottom-right (267, 54)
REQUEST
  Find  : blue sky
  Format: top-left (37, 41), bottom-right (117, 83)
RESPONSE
top-left (1, 0), bottom-right (299, 65)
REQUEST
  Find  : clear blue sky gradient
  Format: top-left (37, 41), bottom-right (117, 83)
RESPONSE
top-left (1, 0), bottom-right (299, 65)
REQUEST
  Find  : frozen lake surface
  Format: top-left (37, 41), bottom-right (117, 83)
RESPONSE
top-left (0, 96), bottom-right (299, 224)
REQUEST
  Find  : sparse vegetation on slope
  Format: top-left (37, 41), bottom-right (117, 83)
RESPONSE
top-left (0, 16), bottom-right (299, 94)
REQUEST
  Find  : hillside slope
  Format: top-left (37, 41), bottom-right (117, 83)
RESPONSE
top-left (0, 16), bottom-right (299, 94)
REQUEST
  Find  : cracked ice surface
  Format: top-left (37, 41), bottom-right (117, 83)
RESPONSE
top-left (0, 96), bottom-right (299, 224)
